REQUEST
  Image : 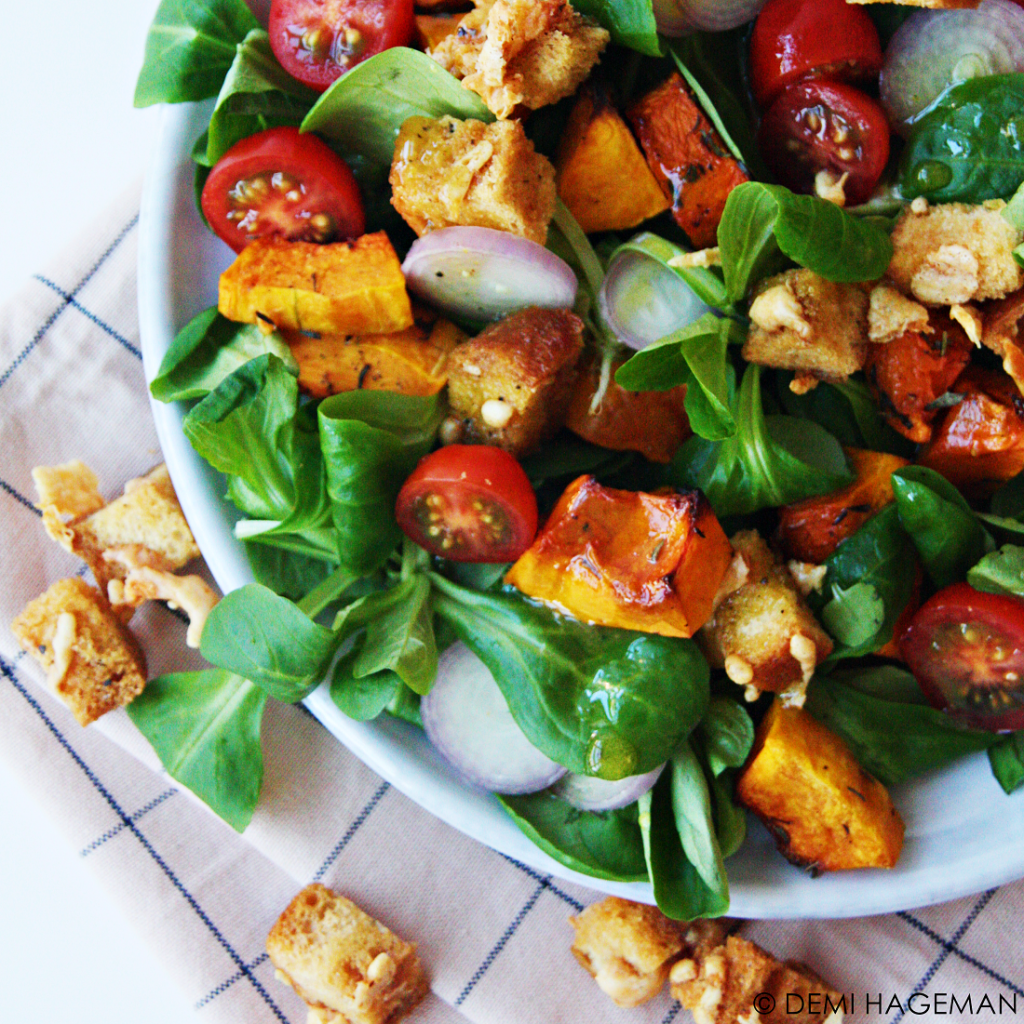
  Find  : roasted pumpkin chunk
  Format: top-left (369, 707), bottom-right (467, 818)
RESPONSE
top-left (414, 11), bottom-right (465, 51)
top-left (555, 83), bottom-right (670, 234)
top-left (218, 233), bottom-right (413, 336)
top-left (626, 72), bottom-right (749, 249)
top-left (736, 701), bottom-right (905, 873)
top-left (506, 476), bottom-right (732, 637)
top-left (918, 365), bottom-right (1024, 497)
top-left (283, 310), bottom-right (464, 399)
top-left (864, 311), bottom-right (973, 444)
top-left (775, 448), bottom-right (911, 564)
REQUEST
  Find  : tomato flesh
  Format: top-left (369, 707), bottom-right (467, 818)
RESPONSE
top-left (900, 583), bottom-right (1024, 731)
top-left (749, 0), bottom-right (882, 108)
top-left (758, 79), bottom-right (890, 206)
top-left (200, 126), bottom-right (365, 253)
top-left (269, 0), bottom-right (414, 92)
top-left (396, 446), bottom-right (539, 564)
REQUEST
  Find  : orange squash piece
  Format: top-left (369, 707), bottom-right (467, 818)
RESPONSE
top-left (414, 12), bottom-right (465, 50)
top-left (555, 84), bottom-right (671, 235)
top-left (917, 366), bottom-right (1024, 497)
top-left (218, 233), bottom-right (414, 336)
top-left (626, 73), bottom-right (749, 249)
top-left (736, 701), bottom-right (904, 873)
top-left (505, 476), bottom-right (732, 637)
top-left (863, 312), bottom-right (973, 444)
top-left (775, 448), bottom-right (911, 564)
top-left (284, 310), bottom-right (464, 399)
top-left (564, 356), bottom-right (691, 463)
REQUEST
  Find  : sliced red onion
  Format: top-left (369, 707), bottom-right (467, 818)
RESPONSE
top-left (551, 763), bottom-right (666, 812)
top-left (401, 227), bottom-right (578, 322)
top-left (421, 643), bottom-right (568, 795)
top-left (598, 242), bottom-right (713, 351)
top-left (881, 0), bottom-right (1024, 136)
top-left (653, 0), bottom-right (765, 35)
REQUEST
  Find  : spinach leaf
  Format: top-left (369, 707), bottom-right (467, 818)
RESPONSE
top-left (615, 313), bottom-right (739, 441)
top-left (638, 771), bottom-right (728, 920)
top-left (199, 30), bottom-right (319, 168)
top-left (833, 663), bottom-right (929, 706)
top-left (696, 699), bottom-right (753, 859)
top-left (245, 542), bottom-right (338, 603)
top-left (671, 363), bottom-right (853, 516)
top-left (572, 0), bottom-right (660, 55)
top-left (820, 581), bottom-right (886, 650)
top-left (499, 793), bottom-right (649, 881)
top-left (150, 306), bottom-right (297, 402)
top-left (805, 674), bottom-right (1000, 787)
top-left (353, 574), bottom-right (438, 695)
top-left (134, 0), bottom-right (260, 107)
top-left (891, 466), bottom-right (991, 589)
top-left (520, 432), bottom-right (634, 486)
top-left (989, 733), bottom-right (1024, 795)
top-left (200, 584), bottom-right (339, 702)
top-left (330, 644), bottom-right (403, 721)
top-left (386, 683), bottom-right (423, 727)
top-left (126, 669), bottom-right (265, 832)
top-left (811, 505), bottom-right (917, 660)
top-left (431, 575), bottom-right (710, 778)
top-left (899, 73), bottom-right (1024, 203)
top-left (718, 183), bottom-right (893, 302)
top-left (318, 390), bottom-right (443, 575)
top-left (184, 355), bottom-right (331, 548)
top-left (968, 544), bottom-right (1024, 597)
top-left (302, 48), bottom-right (492, 172)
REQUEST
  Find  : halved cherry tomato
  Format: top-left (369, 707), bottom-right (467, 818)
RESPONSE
top-left (900, 583), bottom-right (1024, 732)
top-left (758, 79), bottom-right (890, 206)
top-left (269, 0), bottom-right (415, 92)
top-left (396, 446), bottom-right (539, 563)
top-left (200, 126), bottom-right (365, 253)
top-left (749, 0), bottom-right (883, 109)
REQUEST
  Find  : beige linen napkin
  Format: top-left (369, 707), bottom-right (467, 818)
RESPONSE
top-left (2, 184), bottom-right (1024, 1024)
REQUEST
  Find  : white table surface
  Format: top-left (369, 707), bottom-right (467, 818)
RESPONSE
top-left (0, 1), bottom-right (197, 1020)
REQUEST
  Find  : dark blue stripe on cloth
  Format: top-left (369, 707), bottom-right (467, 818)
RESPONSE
top-left (80, 788), bottom-right (178, 857)
top-left (313, 780), bottom-right (390, 883)
top-left (660, 1000), bottom-right (682, 1024)
top-left (456, 880), bottom-right (547, 1006)
top-left (0, 213), bottom-right (138, 391)
top-left (196, 953), bottom-right (270, 1010)
top-left (0, 476), bottom-right (41, 516)
top-left (501, 855), bottom-right (585, 912)
top-left (34, 275), bottom-right (142, 360)
top-left (0, 655), bottom-right (291, 1024)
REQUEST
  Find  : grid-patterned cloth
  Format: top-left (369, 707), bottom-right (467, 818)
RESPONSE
top-left (2, 185), bottom-right (1024, 1024)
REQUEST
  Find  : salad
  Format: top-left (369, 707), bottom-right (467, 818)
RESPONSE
top-left (133, 0), bottom-right (1024, 920)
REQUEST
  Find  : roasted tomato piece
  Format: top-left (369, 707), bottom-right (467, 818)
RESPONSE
top-left (758, 79), bottom-right (889, 206)
top-left (775, 448), bottom-right (910, 564)
top-left (917, 367), bottom-right (1024, 498)
top-left (901, 583), bottom-right (1024, 731)
top-left (864, 313), bottom-right (974, 444)
top-left (395, 445), bottom-right (538, 563)
top-left (506, 476), bottom-right (732, 638)
top-left (200, 127), bottom-right (365, 252)
top-left (749, 0), bottom-right (883, 108)
top-left (269, 0), bottom-right (415, 92)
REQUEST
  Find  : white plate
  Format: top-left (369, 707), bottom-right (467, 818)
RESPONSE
top-left (138, 99), bottom-right (1024, 919)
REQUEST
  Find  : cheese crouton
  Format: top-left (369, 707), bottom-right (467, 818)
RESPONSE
top-left (431, 0), bottom-right (609, 119)
top-left (670, 935), bottom-right (843, 1024)
top-left (570, 897), bottom-right (735, 1008)
top-left (743, 270), bottom-right (869, 388)
top-left (867, 283), bottom-right (930, 344)
top-left (41, 464), bottom-right (200, 603)
top-left (11, 578), bottom-right (147, 726)
top-left (887, 201), bottom-right (1023, 305)
top-left (698, 531), bottom-right (833, 708)
top-left (444, 306), bottom-right (583, 456)
top-left (267, 884), bottom-right (427, 1024)
top-left (31, 461), bottom-right (104, 518)
top-left (390, 116), bottom-right (556, 244)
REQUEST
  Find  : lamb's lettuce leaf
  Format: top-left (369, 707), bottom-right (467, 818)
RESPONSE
top-left (572, 0), bottom-right (661, 56)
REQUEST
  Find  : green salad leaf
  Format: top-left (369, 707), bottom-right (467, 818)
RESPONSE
top-left (899, 73), bottom-right (1024, 203)
top-left (431, 575), bottom-right (709, 779)
top-left (572, 0), bottom-right (661, 56)
top-left (134, 0), bottom-right (260, 107)
top-left (718, 183), bottom-right (893, 302)
top-left (150, 306), bottom-right (297, 402)
top-left (670, 363), bottom-right (853, 516)
top-left (989, 733), bottom-right (1024, 795)
top-left (330, 645), bottom-right (404, 721)
top-left (968, 544), bottom-right (1024, 597)
top-left (126, 669), bottom-right (266, 832)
